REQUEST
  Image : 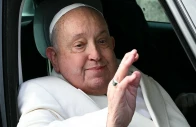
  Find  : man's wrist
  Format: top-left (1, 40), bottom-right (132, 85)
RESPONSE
top-left (107, 114), bottom-right (127, 127)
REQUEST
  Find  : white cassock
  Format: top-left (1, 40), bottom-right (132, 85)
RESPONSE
top-left (17, 65), bottom-right (190, 127)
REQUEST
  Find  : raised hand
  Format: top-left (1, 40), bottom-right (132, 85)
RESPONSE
top-left (107, 49), bottom-right (141, 127)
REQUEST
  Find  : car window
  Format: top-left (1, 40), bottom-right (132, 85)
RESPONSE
top-left (136, 0), bottom-right (169, 23)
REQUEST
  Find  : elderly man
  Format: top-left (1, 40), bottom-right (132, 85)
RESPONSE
top-left (17, 2), bottom-right (190, 127)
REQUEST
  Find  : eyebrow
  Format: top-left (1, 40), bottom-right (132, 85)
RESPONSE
top-left (71, 30), bottom-right (109, 41)
top-left (71, 33), bottom-right (85, 41)
top-left (98, 30), bottom-right (109, 36)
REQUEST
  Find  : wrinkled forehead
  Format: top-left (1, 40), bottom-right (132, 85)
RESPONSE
top-left (55, 7), bottom-right (106, 29)
top-left (53, 7), bottom-right (109, 43)
top-left (33, 0), bottom-right (103, 58)
top-left (50, 3), bottom-right (103, 41)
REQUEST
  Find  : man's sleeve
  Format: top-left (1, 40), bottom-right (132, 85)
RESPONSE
top-left (17, 108), bottom-right (108, 127)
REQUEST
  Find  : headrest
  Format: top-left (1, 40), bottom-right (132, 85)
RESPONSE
top-left (33, 0), bottom-right (103, 58)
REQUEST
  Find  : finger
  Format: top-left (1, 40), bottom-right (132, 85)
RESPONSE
top-left (117, 71), bottom-right (141, 93)
top-left (108, 72), bottom-right (138, 95)
top-left (120, 49), bottom-right (138, 65)
top-left (134, 53), bottom-right (139, 62)
top-left (114, 49), bottom-right (138, 83)
top-left (127, 71), bottom-right (141, 89)
top-left (126, 71), bottom-right (141, 96)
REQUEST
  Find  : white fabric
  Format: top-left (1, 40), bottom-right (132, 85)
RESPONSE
top-left (136, 86), bottom-right (152, 119)
top-left (49, 3), bottom-right (102, 41)
top-left (52, 66), bottom-right (151, 119)
top-left (88, 87), bottom-right (151, 118)
top-left (17, 65), bottom-right (190, 127)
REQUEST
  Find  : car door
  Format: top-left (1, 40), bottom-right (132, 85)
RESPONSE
top-left (0, 0), bottom-right (21, 126)
top-left (136, 0), bottom-right (196, 101)
top-left (0, 0), bottom-right (6, 126)
top-left (162, 0), bottom-right (196, 68)
top-left (159, 0), bottom-right (196, 126)
top-left (0, 0), bottom-right (7, 126)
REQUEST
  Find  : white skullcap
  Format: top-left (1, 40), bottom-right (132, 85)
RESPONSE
top-left (49, 3), bottom-right (103, 41)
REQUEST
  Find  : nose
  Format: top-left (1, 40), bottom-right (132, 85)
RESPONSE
top-left (88, 43), bottom-right (101, 61)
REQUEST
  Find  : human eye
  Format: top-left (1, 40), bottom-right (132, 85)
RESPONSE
top-left (98, 38), bottom-right (109, 48)
top-left (75, 43), bottom-right (83, 48)
top-left (99, 39), bottom-right (106, 44)
top-left (72, 42), bottom-right (86, 53)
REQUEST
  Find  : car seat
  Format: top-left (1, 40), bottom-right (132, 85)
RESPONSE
top-left (101, 0), bottom-right (162, 84)
top-left (33, 0), bottom-right (103, 58)
top-left (21, 18), bottom-right (48, 81)
top-left (32, 0), bottom-right (162, 85)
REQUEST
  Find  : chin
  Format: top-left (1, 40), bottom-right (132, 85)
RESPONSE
top-left (87, 79), bottom-right (109, 94)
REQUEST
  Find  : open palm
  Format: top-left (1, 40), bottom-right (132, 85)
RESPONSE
top-left (107, 50), bottom-right (141, 127)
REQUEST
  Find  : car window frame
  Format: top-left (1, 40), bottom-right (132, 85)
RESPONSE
top-left (0, 0), bottom-right (8, 126)
top-left (175, 0), bottom-right (196, 44)
top-left (1, 0), bottom-right (22, 126)
top-left (159, 0), bottom-right (196, 71)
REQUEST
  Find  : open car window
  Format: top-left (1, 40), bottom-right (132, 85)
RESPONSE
top-left (136, 0), bottom-right (169, 23)
top-left (162, 0), bottom-right (196, 71)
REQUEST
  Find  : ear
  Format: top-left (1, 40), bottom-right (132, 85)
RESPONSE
top-left (46, 47), bottom-right (60, 73)
top-left (110, 36), bottom-right (115, 50)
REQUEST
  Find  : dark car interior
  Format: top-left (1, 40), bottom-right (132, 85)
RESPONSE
top-left (20, 0), bottom-right (196, 126)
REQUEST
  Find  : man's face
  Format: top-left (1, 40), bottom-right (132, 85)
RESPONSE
top-left (49, 7), bottom-right (117, 95)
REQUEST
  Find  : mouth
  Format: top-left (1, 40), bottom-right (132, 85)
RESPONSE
top-left (87, 65), bottom-right (106, 71)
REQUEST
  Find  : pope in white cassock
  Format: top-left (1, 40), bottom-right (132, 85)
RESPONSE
top-left (17, 2), bottom-right (190, 127)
